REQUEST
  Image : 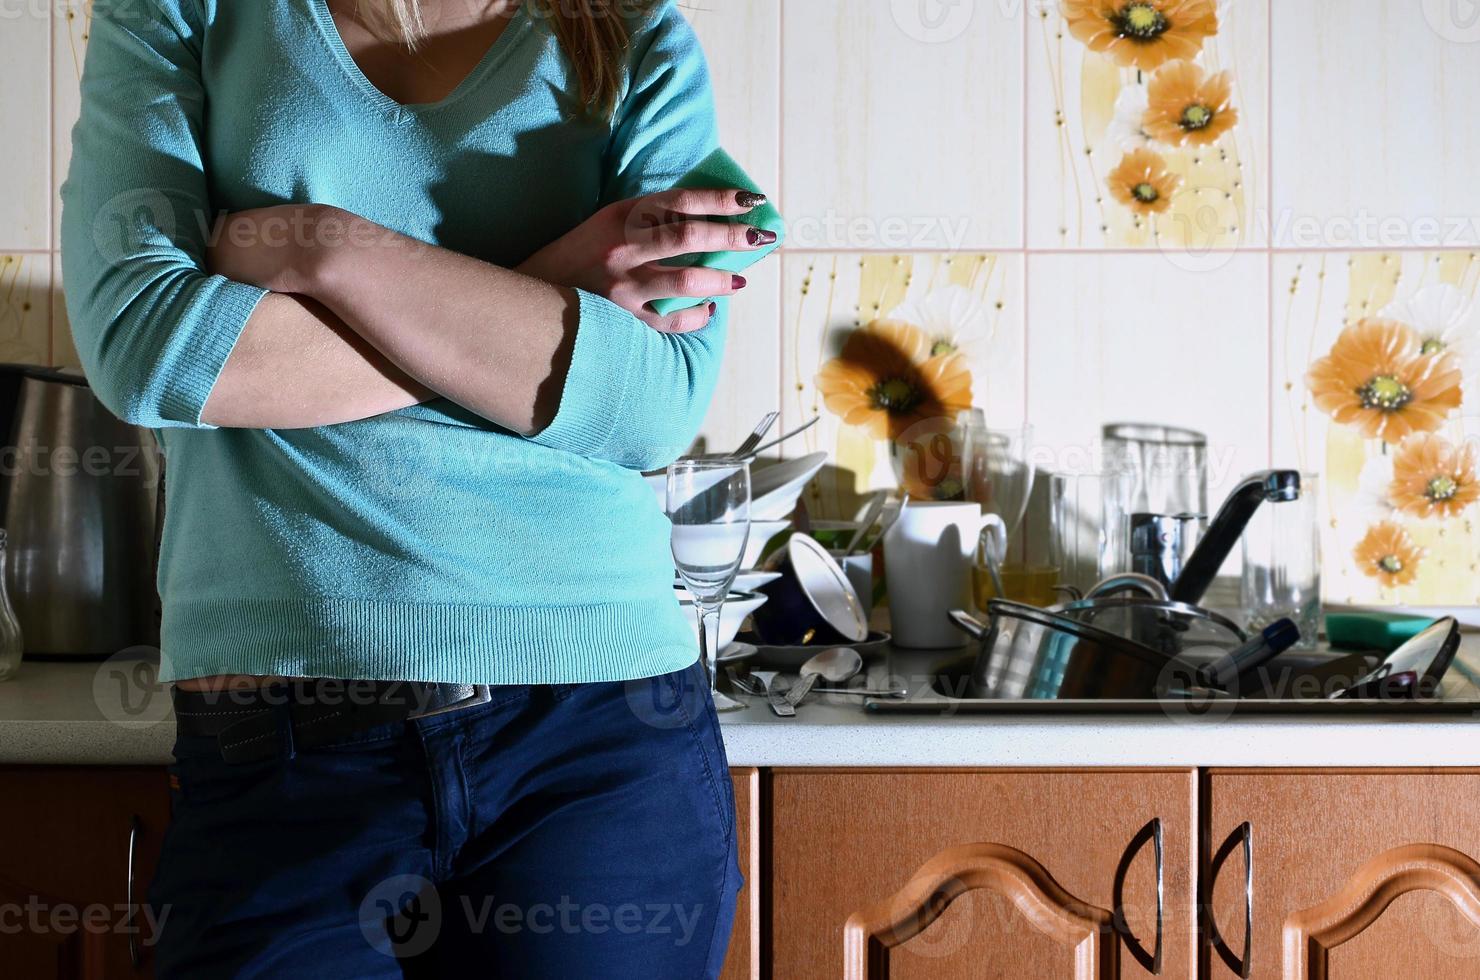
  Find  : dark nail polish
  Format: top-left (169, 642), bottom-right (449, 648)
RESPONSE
top-left (735, 191), bottom-right (767, 209)
top-left (747, 227), bottom-right (779, 247)
top-left (732, 275), bottom-right (747, 290)
top-left (707, 302), bottom-right (718, 316)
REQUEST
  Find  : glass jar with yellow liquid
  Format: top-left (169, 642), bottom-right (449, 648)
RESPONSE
top-left (972, 559), bottom-right (1062, 609)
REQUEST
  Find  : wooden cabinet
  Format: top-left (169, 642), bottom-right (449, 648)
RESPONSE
top-left (0, 767), bottom-right (171, 979)
top-left (1205, 769), bottom-right (1480, 980)
top-left (768, 768), bottom-right (1197, 979)
top-left (11, 761), bottom-right (1480, 979)
top-left (723, 768), bottom-right (763, 980)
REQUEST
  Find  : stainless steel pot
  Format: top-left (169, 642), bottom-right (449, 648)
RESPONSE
top-left (1054, 597), bottom-right (1247, 659)
top-left (0, 366), bottom-right (160, 657)
top-left (950, 601), bottom-right (1185, 700)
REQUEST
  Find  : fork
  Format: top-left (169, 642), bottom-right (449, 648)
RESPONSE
top-left (729, 411), bottom-right (779, 459)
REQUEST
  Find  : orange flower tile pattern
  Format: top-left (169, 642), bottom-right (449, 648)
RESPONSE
top-left (1061, 0), bottom-right (1220, 72)
top-left (1037, 0), bottom-right (1260, 248)
top-left (1278, 253), bottom-right (1480, 606)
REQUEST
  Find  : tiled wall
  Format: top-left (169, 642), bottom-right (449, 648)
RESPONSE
top-left (6, 1), bottom-right (1478, 604)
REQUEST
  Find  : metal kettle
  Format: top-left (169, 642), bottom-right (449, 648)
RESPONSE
top-left (0, 365), bottom-right (160, 657)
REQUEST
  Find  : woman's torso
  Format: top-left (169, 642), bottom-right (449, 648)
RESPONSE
top-left (162, 0), bottom-right (697, 688)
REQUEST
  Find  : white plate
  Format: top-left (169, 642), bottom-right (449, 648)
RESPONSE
top-left (750, 452), bottom-right (828, 521)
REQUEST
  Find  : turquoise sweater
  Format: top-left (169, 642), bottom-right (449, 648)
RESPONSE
top-left (60, 0), bottom-right (726, 684)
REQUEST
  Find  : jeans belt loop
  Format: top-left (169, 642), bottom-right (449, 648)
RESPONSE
top-left (274, 699), bottom-right (297, 762)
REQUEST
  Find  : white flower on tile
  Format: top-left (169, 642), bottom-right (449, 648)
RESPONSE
top-left (1105, 83), bottom-right (1157, 153)
top-left (888, 284), bottom-right (994, 360)
top-left (1382, 283), bottom-right (1480, 388)
top-left (1352, 454), bottom-right (1397, 523)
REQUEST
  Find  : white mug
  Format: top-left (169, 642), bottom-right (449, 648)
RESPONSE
top-left (883, 502), bottom-right (1006, 649)
top-left (829, 550), bottom-right (874, 622)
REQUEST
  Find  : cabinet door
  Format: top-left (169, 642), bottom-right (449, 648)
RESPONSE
top-left (1207, 769), bottom-right (1480, 979)
top-left (770, 769), bottom-right (1196, 979)
top-left (0, 767), bottom-right (171, 979)
top-left (722, 768), bottom-right (762, 980)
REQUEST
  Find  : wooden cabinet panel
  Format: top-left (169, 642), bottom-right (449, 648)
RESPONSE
top-left (722, 768), bottom-right (761, 980)
top-left (769, 769), bottom-right (1196, 979)
top-left (0, 767), bottom-right (171, 979)
top-left (1206, 770), bottom-right (1480, 979)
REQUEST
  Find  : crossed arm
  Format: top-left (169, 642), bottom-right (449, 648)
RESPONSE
top-left (201, 192), bottom-right (767, 437)
top-left (60, 0), bottom-right (756, 470)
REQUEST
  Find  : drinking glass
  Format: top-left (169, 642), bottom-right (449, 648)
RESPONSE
top-left (668, 459), bottom-right (751, 712)
top-left (1242, 472), bottom-right (1322, 650)
top-left (962, 421), bottom-right (1036, 542)
top-left (1101, 424), bottom-right (1207, 577)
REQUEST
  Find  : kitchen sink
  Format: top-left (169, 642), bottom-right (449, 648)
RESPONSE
top-left (863, 639), bottom-right (1480, 716)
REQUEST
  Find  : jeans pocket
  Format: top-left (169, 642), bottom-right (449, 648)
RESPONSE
top-left (662, 662), bottom-right (735, 842)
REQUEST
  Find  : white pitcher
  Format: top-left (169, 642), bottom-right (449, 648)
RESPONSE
top-left (883, 501), bottom-right (1007, 649)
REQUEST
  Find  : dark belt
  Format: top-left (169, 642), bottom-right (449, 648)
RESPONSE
top-left (172, 680), bottom-right (494, 765)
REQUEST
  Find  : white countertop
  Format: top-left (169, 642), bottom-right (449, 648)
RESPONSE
top-left (3, 650), bottom-right (1479, 768)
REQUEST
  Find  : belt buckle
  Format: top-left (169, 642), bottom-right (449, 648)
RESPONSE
top-left (409, 684), bottom-right (493, 720)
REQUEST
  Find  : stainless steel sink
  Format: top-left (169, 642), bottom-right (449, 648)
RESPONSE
top-left (863, 641), bottom-right (1480, 715)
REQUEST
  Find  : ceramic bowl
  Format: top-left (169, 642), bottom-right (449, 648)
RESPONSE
top-left (751, 534), bottom-right (869, 646)
top-left (674, 588), bottom-right (768, 650)
top-left (740, 521), bottom-right (791, 569)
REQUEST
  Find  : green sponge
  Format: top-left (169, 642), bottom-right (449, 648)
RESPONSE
top-left (650, 148), bottom-right (785, 317)
top-left (1326, 611), bottom-right (1436, 654)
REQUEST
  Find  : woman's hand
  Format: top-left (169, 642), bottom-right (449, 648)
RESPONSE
top-left (517, 189), bottom-right (776, 334)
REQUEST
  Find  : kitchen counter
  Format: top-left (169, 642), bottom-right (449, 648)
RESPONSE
top-left (4, 647), bottom-right (1480, 768)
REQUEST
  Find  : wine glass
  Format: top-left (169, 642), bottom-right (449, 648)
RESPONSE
top-left (668, 459), bottom-right (751, 712)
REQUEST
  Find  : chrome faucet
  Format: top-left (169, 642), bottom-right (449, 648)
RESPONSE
top-left (1168, 470), bottom-right (1301, 606)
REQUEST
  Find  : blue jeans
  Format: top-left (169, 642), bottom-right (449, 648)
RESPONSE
top-left (147, 661), bottom-right (740, 978)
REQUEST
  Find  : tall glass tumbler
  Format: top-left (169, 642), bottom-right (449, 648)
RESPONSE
top-left (1101, 424), bottom-right (1208, 576)
top-left (1241, 472), bottom-right (1322, 650)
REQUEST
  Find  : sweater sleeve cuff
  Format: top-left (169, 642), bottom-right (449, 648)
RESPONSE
top-left (157, 275), bottom-right (271, 429)
top-left (528, 289), bottom-right (638, 457)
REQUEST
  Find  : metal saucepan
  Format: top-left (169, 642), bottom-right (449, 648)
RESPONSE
top-left (1054, 596), bottom-right (1247, 659)
top-left (949, 601), bottom-right (1187, 700)
top-left (948, 600), bottom-right (1276, 701)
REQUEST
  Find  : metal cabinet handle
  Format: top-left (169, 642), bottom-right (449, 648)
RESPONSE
top-left (1239, 821), bottom-right (1254, 979)
top-left (126, 815), bottom-right (141, 970)
top-left (1152, 817), bottom-right (1164, 975)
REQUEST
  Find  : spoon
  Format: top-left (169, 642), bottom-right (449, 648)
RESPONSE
top-left (844, 491), bottom-right (887, 556)
top-left (726, 670), bottom-right (905, 700)
top-left (871, 493), bottom-right (910, 548)
top-left (784, 647), bottom-right (863, 708)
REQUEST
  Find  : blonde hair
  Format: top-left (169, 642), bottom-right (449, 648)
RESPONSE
top-left (356, 0), bottom-right (659, 115)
